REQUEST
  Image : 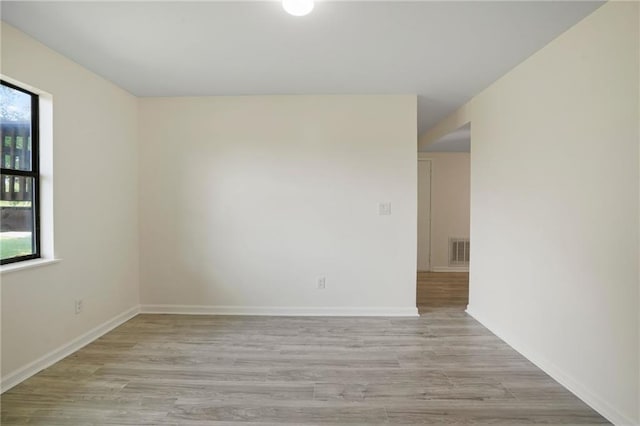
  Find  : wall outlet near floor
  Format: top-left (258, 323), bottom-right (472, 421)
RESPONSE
top-left (317, 277), bottom-right (326, 290)
top-left (75, 299), bottom-right (83, 315)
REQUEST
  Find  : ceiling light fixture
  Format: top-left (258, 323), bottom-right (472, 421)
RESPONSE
top-left (282, 0), bottom-right (314, 17)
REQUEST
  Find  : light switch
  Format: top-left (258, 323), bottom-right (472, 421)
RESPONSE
top-left (379, 202), bottom-right (392, 216)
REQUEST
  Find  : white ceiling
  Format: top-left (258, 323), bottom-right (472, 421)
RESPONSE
top-left (423, 123), bottom-right (470, 153)
top-left (1, 1), bottom-right (603, 135)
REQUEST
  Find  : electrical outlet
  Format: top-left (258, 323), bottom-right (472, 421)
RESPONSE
top-left (75, 299), bottom-right (83, 315)
top-left (317, 277), bottom-right (326, 289)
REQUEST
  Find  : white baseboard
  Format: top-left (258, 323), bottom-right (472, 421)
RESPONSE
top-left (430, 266), bottom-right (469, 272)
top-left (141, 304), bottom-right (419, 317)
top-left (1, 305), bottom-right (140, 393)
top-left (465, 307), bottom-right (637, 426)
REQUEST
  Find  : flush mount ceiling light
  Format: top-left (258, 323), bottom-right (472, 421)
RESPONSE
top-left (282, 0), bottom-right (314, 16)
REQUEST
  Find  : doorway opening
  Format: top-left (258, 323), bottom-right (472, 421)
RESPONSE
top-left (416, 122), bottom-right (471, 314)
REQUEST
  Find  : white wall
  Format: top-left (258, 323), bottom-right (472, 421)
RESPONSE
top-left (418, 153), bottom-right (470, 270)
top-left (139, 95), bottom-right (418, 314)
top-left (421, 2), bottom-right (639, 424)
top-left (0, 23), bottom-right (140, 383)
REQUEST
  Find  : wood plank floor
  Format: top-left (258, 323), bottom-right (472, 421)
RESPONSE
top-left (1, 312), bottom-right (608, 425)
top-left (417, 271), bottom-right (469, 314)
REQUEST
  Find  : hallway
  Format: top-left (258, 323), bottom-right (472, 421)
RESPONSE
top-left (417, 271), bottom-right (469, 314)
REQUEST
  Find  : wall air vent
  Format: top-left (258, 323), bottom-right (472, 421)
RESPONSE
top-left (449, 238), bottom-right (470, 266)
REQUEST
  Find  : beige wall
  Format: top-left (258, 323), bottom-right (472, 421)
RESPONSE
top-left (421, 2), bottom-right (639, 424)
top-left (2, 3), bottom-right (637, 421)
top-left (138, 95), bottom-right (418, 314)
top-left (0, 23), bottom-right (140, 381)
top-left (418, 153), bottom-right (470, 270)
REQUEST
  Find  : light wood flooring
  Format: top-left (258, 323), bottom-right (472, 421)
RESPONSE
top-left (417, 271), bottom-right (469, 314)
top-left (1, 311), bottom-right (608, 425)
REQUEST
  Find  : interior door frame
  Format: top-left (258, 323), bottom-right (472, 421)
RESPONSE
top-left (417, 157), bottom-right (432, 272)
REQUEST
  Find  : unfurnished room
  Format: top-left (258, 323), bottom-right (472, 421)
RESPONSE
top-left (0, 1), bottom-right (638, 425)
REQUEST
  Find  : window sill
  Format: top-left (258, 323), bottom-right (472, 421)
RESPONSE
top-left (0, 258), bottom-right (61, 275)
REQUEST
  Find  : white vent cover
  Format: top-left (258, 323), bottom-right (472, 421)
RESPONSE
top-left (449, 238), bottom-right (470, 266)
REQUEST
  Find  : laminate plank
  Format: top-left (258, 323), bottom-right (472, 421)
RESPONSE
top-left (1, 312), bottom-right (609, 425)
top-left (313, 382), bottom-right (514, 402)
top-left (266, 367), bottom-right (450, 385)
top-left (120, 381), bottom-right (315, 401)
top-left (234, 355), bottom-right (400, 368)
top-left (385, 400), bottom-right (610, 425)
top-left (94, 366), bottom-right (270, 382)
top-left (167, 401), bottom-right (389, 424)
top-left (417, 271), bottom-right (469, 313)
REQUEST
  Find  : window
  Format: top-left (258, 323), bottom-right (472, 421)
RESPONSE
top-left (1, 80), bottom-right (40, 264)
